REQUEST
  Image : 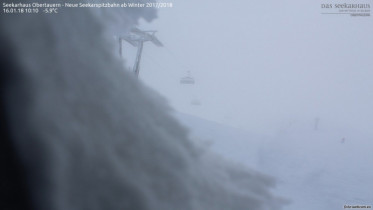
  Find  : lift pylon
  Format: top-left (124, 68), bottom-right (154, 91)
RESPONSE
top-left (119, 28), bottom-right (163, 77)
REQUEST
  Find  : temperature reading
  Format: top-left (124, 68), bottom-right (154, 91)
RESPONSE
top-left (43, 8), bottom-right (58, 14)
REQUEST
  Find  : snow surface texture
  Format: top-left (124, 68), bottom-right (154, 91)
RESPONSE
top-left (174, 113), bottom-right (373, 209)
top-left (0, 0), bottom-right (284, 209)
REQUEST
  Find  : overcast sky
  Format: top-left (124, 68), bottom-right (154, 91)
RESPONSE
top-left (122, 0), bottom-right (373, 134)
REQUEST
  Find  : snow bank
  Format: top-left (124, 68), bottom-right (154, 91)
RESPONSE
top-left (0, 0), bottom-right (284, 209)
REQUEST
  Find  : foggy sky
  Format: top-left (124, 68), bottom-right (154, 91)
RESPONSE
top-left (123, 0), bottom-right (373, 134)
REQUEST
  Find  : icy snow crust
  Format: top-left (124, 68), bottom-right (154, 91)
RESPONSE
top-left (0, 0), bottom-right (284, 209)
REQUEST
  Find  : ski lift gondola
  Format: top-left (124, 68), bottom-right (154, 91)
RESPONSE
top-left (180, 71), bottom-right (195, 84)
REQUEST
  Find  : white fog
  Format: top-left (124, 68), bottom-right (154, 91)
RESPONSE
top-left (1, 0), bottom-right (372, 209)
top-left (125, 0), bottom-right (373, 208)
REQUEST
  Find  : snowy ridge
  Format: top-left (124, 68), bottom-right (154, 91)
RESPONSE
top-left (0, 0), bottom-right (284, 209)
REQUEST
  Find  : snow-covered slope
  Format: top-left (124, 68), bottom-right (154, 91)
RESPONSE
top-left (0, 0), bottom-right (284, 209)
top-left (175, 112), bottom-right (373, 209)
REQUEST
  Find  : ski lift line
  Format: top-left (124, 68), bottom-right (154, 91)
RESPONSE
top-left (119, 28), bottom-right (194, 80)
top-left (164, 47), bottom-right (192, 72)
top-left (124, 38), bottom-right (183, 77)
top-left (142, 43), bottom-right (193, 76)
top-left (162, 45), bottom-right (195, 74)
top-left (141, 50), bottom-right (167, 71)
top-left (143, 49), bottom-right (196, 85)
top-left (142, 50), bottom-right (196, 86)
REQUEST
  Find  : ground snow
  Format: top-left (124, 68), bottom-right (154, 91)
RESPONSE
top-left (175, 113), bottom-right (373, 209)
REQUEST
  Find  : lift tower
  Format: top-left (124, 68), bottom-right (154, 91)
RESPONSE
top-left (119, 28), bottom-right (163, 77)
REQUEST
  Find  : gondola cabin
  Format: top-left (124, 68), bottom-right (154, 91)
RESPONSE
top-left (180, 76), bottom-right (195, 84)
top-left (180, 71), bottom-right (195, 84)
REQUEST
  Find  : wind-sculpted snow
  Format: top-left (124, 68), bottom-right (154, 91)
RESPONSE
top-left (0, 0), bottom-right (284, 209)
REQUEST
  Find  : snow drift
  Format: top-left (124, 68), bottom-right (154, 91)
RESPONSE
top-left (0, 0), bottom-right (284, 209)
